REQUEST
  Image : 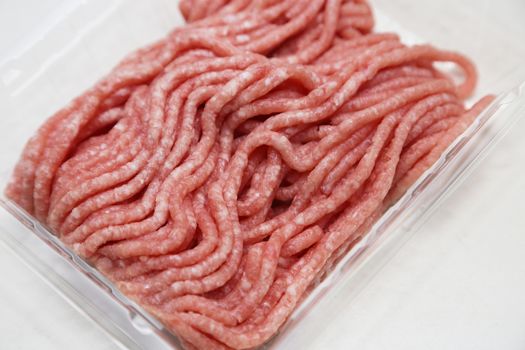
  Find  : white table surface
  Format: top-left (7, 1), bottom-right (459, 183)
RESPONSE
top-left (1, 1), bottom-right (525, 349)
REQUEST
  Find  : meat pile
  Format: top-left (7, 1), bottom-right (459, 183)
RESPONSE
top-left (5, 1), bottom-right (494, 349)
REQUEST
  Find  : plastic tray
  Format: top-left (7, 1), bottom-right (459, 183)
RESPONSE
top-left (1, 1), bottom-right (525, 349)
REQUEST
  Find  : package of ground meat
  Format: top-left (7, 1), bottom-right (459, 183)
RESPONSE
top-left (1, 1), bottom-right (525, 350)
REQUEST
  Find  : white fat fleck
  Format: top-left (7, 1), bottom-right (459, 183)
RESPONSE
top-left (276, 68), bottom-right (288, 80)
top-left (263, 77), bottom-right (273, 87)
top-left (237, 109), bottom-right (247, 118)
top-left (327, 81), bottom-right (338, 89)
top-left (288, 57), bottom-right (299, 65)
top-left (287, 284), bottom-right (299, 299)
top-left (72, 243), bottom-right (81, 254)
top-left (224, 14), bottom-right (237, 23)
top-left (334, 94), bottom-right (346, 106)
top-left (70, 208), bottom-right (81, 220)
top-left (128, 162), bottom-right (139, 172)
top-left (241, 279), bottom-right (251, 290)
top-left (239, 71), bottom-right (252, 81)
top-left (235, 34), bottom-right (250, 44)
top-left (294, 111), bottom-right (307, 120)
top-left (223, 84), bottom-right (237, 96)
top-left (241, 20), bottom-right (256, 30)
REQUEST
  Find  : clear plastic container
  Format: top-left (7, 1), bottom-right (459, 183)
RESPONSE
top-left (1, 1), bottom-right (525, 349)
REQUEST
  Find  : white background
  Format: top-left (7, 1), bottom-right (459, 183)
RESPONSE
top-left (1, 1), bottom-right (525, 349)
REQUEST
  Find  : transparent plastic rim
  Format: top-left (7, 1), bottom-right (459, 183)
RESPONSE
top-left (1, 81), bottom-right (524, 349)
